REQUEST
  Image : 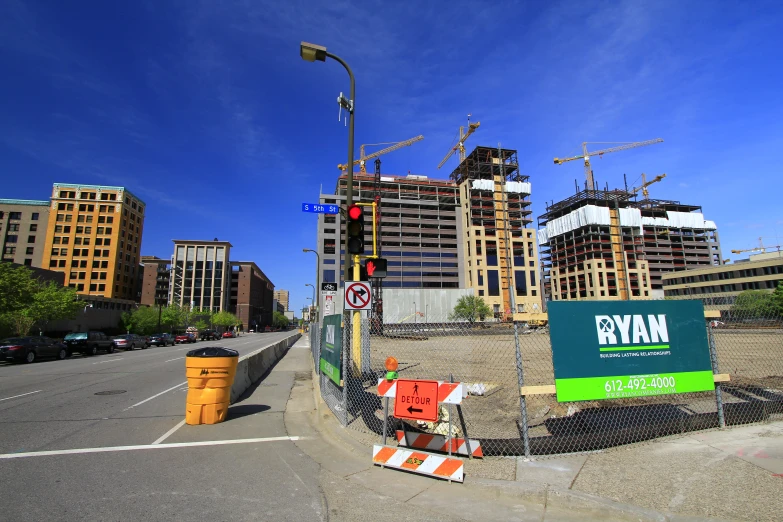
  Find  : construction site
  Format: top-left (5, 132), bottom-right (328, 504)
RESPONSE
top-left (539, 139), bottom-right (721, 301)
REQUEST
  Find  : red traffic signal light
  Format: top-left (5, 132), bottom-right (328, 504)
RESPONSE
top-left (346, 204), bottom-right (365, 255)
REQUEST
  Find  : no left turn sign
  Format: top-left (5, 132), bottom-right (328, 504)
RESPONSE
top-left (345, 282), bottom-right (372, 310)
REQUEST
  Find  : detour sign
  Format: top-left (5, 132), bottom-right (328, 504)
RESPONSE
top-left (393, 379), bottom-right (439, 422)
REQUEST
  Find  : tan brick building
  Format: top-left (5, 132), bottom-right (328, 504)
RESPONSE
top-left (0, 199), bottom-right (50, 267)
top-left (140, 256), bottom-right (171, 306)
top-left (273, 289), bottom-right (289, 312)
top-left (452, 146), bottom-right (543, 320)
top-left (41, 184), bottom-right (145, 300)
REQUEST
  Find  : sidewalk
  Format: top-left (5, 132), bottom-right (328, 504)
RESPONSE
top-left (286, 336), bottom-right (783, 521)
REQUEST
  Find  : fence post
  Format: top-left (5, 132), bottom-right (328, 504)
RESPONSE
top-left (341, 311), bottom-right (350, 424)
top-left (513, 322), bottom-right (531, 458)
top-left (707, 325), bottom-right (726, 429)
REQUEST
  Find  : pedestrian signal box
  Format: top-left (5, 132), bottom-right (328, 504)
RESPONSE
top-left (365, 258), bottom-right (387, 278)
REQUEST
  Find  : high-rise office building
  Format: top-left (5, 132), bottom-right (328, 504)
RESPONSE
top-left (0, 199), bottom-right (50, 267)
top-left (42, 184), bottom-right (145, 300)
top-left (169, 240), bottom-right (232, 311)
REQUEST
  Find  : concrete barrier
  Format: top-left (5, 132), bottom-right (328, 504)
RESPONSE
top-left (230, 333), bottom-right (301, 403)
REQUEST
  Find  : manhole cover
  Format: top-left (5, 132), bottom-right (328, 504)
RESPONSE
top-left (94, 390), bottom-right (127, 395)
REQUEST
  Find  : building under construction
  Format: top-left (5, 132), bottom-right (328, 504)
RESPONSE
top-left (452, 146), bottom-right (544, 320)
top-left (538, 188), bottom-right (722, 301)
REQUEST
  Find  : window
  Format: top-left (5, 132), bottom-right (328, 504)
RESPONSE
top-left (65, 214), bottom-right (72, 222)
top-left (101, 261), bottom-right (108, 268)
top-left (84, 227), bottom-right (92, 234)
top-left (54, 237), bottom-right (61, 244)
top-left (8, 224), bottom-right (20, 232)
top-left (29, 224), bottom-right (37, 232)
top-left (5, 235), bottom-right (17, 243)
top-left (488, 270), bottom-right (500, 296)
top-left (75, 237), bottom-right (82, 245)
top-left (98, 284), bottom-right (105, 291)
top-left (93, 260), bottom-right (100, 268)
top-left (96, 238), bottom-right (102, 246)
top-left (61, 237), bottom-right (69, 245)
top-left (24, 259), bottom-right (32, 266)
top-left (98, 216), bottom-right (105, 223)
top-left (55, 225), bottom-right (63, 233)
top-left (323, 269), bottom-right (336, 283)
top-left (27, 236), bottom-right (35, 243)
top-left (106, 216), bottom-right (113, 223)
top-left (64, 226), bottom-right (71, 233)
top-left (83, 238), bottom-right (90, 245)
top-left (9, 212), bottom-right (21, 220)
top-left (97, 227), bottom-right (104, 234)
top-left (76, 226), bottom-right (83, 234)
top-left (515, 270), bottom-right (527, 296)
top-left (26, 247), bottom-right (33, 255)
top-left (49, 260), bottom-right (57, 267)
top-left (105, 227), bottom-right (112, 234)
top-left (78, 215), bottom-right (85, 223)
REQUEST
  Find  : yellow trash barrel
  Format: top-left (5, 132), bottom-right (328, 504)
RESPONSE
top-left (184, 347), bottom-right (239, 425)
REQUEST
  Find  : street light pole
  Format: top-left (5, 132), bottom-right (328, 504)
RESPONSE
top-left (305, 283), bottom-right (316, 313)
top-left (300, 42), bottom-right (355, 286)
top-left (303, 248), bottom-right (320, 320)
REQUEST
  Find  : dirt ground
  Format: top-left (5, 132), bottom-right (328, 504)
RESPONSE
top-left (359, 328), bottom-right (783, 455)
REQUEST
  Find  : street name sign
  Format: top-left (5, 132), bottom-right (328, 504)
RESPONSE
top-left (393, 379), bottom-right (439, 421)
top-left (302, 203), bottom-right (339, 214)
top-left (548, 300), bottom-right (715, 402)
top-left (344, 281), bottom-right (372, 310)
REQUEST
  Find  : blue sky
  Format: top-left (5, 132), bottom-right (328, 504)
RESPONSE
top-left (1, 0), bottom-right (782, 312)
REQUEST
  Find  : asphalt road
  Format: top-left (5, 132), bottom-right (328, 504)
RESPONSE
top-left (0, 331), bottom-right (326, 521)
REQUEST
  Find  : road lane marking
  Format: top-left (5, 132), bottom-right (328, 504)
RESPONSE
top-left (152, 419), bottom-right (187, 445)
top-left (123, 381), bottom-right (187, 411)
top-left (164, 356), bottom-right (185, 362)
top-left (92, 358), bottom-right (124, 365)
top-left (0, 436), bottom-right (303, 459)
top-left (0, 390), bottom-right (42, 402)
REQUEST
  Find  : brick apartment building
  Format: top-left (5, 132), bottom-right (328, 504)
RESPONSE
top-left (0, 199), bottom-right (51, 267)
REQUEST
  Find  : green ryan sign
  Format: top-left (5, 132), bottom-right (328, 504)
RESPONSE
top-left (548, 300), bottom-right (715, 402)
top-left (320, 314), bottom-right (343, 386)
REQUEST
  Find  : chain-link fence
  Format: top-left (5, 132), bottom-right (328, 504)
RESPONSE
top-left (307, 293), bottom-right (782, 457)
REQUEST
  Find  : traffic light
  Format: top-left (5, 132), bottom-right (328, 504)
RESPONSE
top-left (346, 204), bottom-right (365, 254)
top-left (365, 257), bottom-right (387, 278)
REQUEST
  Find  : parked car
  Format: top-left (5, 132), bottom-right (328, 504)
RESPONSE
top-left (148, 333), bottom-right (174, 347)
top-left (0, 336), bottom-right (69, 363)
top-left (175, 333), bottom-right (197, 344)
top-left (112, 334), bottom-right (148, 351)
top-left (199, 330), bottom-right (221, 341)
top-left (63, 331), bottom-right (114, 356)
top-left (222, 331), bottom-right (235, 339)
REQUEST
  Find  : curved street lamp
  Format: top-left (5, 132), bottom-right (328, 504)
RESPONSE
top-left (300, 42), bottom-right (355, 285)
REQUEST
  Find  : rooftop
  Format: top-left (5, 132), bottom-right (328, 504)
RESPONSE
top-left (0, 199), bottom-right (51, 206)
top-left (53, 183), bottom-right (146, 206)
top-left (172, 239), bottom-right (234, 247)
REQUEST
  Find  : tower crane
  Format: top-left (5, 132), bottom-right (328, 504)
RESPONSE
top-left (731, 237), bottom-right (781, 254)
top-left (554, 138), bottom-right (664, 191)
top-left (337, 135), bottom-right (423, 172)
top-left (437, 117), bottom-right (480, 169)
top-left (631, 173), bottom-right (666, 199)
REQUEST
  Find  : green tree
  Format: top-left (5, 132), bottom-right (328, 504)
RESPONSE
top-left (448, 295), bottom-right (492, 324)
top-left (732, 290), bottom-right (779, 319)
top-left (0, 265), bottom-right (81, 336)
top-left (774, 282), bottom-right (783, 315)
top-left (212, 310), bottom-right (240, 330)
top-left (273, 311), bottom-right (288, 328)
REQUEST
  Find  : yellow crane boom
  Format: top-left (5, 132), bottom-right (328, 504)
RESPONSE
top-left (338, 135), bottom-right (423, 172)
top-left (731, 237), bottom-right (781, 254)
top-left (554, 138), bottom-right (664, 190)
top-left (631, 173), bottom-right (666, 199)
top-left (437, 121), bottom-right (480, 169)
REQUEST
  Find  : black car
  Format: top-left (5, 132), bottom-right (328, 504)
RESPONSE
top-left (199, 330), bottom-right (221, 341)
top-left (63, 331), bottom-right (115, 356)
top-left (0, 337), bottom-right (69, 363)
top-left (148, 333), bottom-right (174, 347)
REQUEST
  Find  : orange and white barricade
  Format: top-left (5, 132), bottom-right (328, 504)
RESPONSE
top-left (377, 379), bottom-right (467, 404)
top-left (372, 445), bottom-right (464, 482)
top-left (396, 430), bottom-right (483, 458)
